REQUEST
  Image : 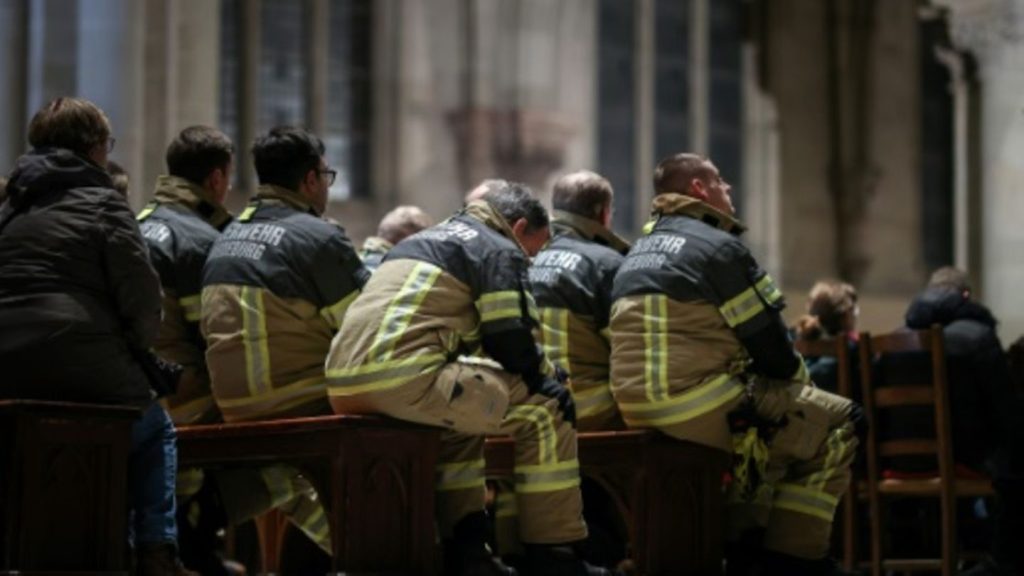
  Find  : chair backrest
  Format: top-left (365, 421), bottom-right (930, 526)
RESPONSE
top-left (794, 333), bottom-right (853, 398)
top-left (857, 325), bottom-right (954, 485)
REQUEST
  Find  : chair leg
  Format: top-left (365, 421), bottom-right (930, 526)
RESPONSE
top-left (869, 493), bottom-right (882, 576)
top-left (941, 494), bottom-right (957, 576)
top-left (842, 485), bottom-right (856, 572)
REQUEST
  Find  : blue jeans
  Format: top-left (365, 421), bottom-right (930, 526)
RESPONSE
top-left (129, 402), bottom-right (178, 546)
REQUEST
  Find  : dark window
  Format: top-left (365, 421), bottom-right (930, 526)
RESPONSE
top-left (218, 0), bottom-right (239, 151)
top-left (259, 0), bottom-right (306, 130)
top-left (709, 0), bottom-right (743, 211)
top-left (654, 0), bottom-right (690, 163)
top-left (326, 0), bottom-right (372, 200)
top-left (919, 16), bottom-right (954, 271)
top-left (597, 0), bottom-right (636, 234)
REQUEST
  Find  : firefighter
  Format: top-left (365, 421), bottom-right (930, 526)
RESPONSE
top-left (326, 182), bottom-right (618, 576)
top-left (529, 170), bottom-right (629, 431)
top-left (200, 126), bottom-right (369, 556)
top-left (359, 205), bottom-right (433, 271)
top-left (609, 153), bottom-right (860, 576)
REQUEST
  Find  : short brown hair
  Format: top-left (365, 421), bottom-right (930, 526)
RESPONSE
top-left (166, 125), bottom-right (234, 186)
top-left (653, 153), bottom-right (711, 196)
top-left (928, 266), bottom-right (971, 293)
top-left (795, 280), bottom-right (858, 339)
top-left (552, 170), bottom-right (613, 221)
top-left (27, 97), bottom-right (111, 157)
top-left (377, 205), bottom-right (434, 245)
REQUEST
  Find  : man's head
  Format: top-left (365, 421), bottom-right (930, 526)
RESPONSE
top-left (252, 126), bottom-right (332, 215)
top-left (928, 266), bottom-right (971, 298)
top-left (27, 97), bottom-right (113, 168)
top-left (552, 170), bottom-right (614, 228)
top-left (653, 153), bottom-right (734, 216)
top-left (377, 205), bottom-right (434, 245)
top-left (481, 181), bottom-right (550, 256)
top-left (107, 160), bottom-right (129, 198)
top-left (465, 179), bottom-right (510, 205)
top-left (166, 125), bottom-right (234, 205)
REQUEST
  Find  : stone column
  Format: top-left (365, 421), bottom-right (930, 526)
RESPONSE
top-left (0, 0), bottom-right (28, 169)
top-left (634, 0), bottom-right (655, 232)
top-left (689, 0), bottom-right (710, 155)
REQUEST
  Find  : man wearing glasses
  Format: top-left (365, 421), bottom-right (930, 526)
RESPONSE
top-left (198, 126), bottom-right (369, 556)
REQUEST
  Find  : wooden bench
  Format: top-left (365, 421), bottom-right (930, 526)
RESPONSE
top-left (485, 429), bottom-right (731, 576)
top-left (176, 414), bottom-right (440, 575)
top-left (0, 399), bottom-right (139, 575)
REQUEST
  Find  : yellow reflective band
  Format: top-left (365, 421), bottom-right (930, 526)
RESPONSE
top-left (435, 459), bottom-right (486, 492)
top-left (505, 405), bottom-right (557, 465)
top-left (495, 492), bottom-right (519, 518)
top-left (514, 459), bottom-right (581, 494)
top-left (755, 274), bottom-right (783, 306)
top-left (539, 307), bottom-right (571, 375)
top-left (179, 294), bottom-right (202, 323)
top-left (808, 429), bottom-right (852, 491)
top-left (773, 483), bottom-right (839, 523)
top-left (477, 290), bottom-right (523, 323)
top-left (300, 505), bottom-right (330, 547)
top-left (238, 204), bottom-right (258, 222)
top-left (136, 203), bottom-right (156, 221)
top-left (793, 358), bottom-right (811, 384)
top-left (326, 353), bottom-right (447, 395)
top-left (319, 289), bottom-right (360, 330)
top-left (599, 326), bottom-right (611, 342)
top-left (368, 262), bottom-right (442, 362)
top-left (176, 468), bottom-right (205, 497)
top-left (524, 291), bottom-right (540, 323)
top-left (240, 287), bottom-right (272, 397)
top-left (620, 373), bottom-right (743, 427)
top-left (168, 395), bottom-right (216, 424)
top-left (572, 384), bottom-right (616, 418)
top-left (641, 219), bottom-right (656, 235)
top-left (643, 295), bottom-right (669, 401)
top-left (719, 286), bottom-right (765, 328)
top-left (218, 387), bottom-right (326, 421)
top-left (261, 467), bottom-right (299, 508)
top-left (216, 374), bottom-right (326, 409)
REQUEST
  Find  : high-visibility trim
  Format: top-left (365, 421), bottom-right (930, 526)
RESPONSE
top-left (216, 374), bottom-right (326, 408)
top-left (620, 373), bottom-right (743, 428)
top-left (505, 405), bottom-right (557, 465)
top-left (808, 428), bottom-right (853, 491)
top-left (719, 286), bottom-right (765, 328)
top-left (319, 289), bottom-right (359, 329)
top-left (524, 291), bottom-right (540, 323)
top-left (167, 394), bottom-right (216, 424)
top-left (495, 492), bottom-right (519, 519)
top-left (238, 204), bottom-right (258, 222)
top-left (176, 468), bottom-right (205, 498)
top-left (299, 505), bottom-right (330, 550)
top-left (793, 357), bottom-right (811, 384)
top-left (599, 326), bottom-right (611, 342)
top-left (240, 287), bottom-right (272, 397)
top-left (368, 262), bottom-right (442, 362)
top-left (435, 459), bottom-right (486, 492)
top-left (539, 307), bottom-right (571, 375)
top-left (476, 290), bottom-right (523, 323)
top-left (773, 483), bottom-right (838, 523)
top-left (514, 459), bottom-right (581, 494)
top-left (643, 295), bottom-right (669, 401)
top-left (326, 353), bottom-right (447, 396)
top-left (261, 466), bottom-right (299, 508)
top-left (755, 274), bottom-right (783, 306)
top-left (572, 384), bottom-right (616, 419)
top-left (136, 202), bottom-right (157, 221)
top-left (641, 219), bottom-right (656, 235)
top-left (180, 294), bottom-right (202, 323)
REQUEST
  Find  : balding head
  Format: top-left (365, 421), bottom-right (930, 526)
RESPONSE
top-left (465, 178), bottom-right (510, 205)
top-left (376, 205), bottom-right (434, 245)
top-left (552, 170), bottom-right (614, 226)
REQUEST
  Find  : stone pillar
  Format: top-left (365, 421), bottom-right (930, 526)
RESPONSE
top-left (237, 0), bottom-right (260, 198)
top-left (634, 0), bottom-right (655, 232)
top-left (306, 0), bottom-right (327, 136)
top-left (0, 0), bottom-right (28, 169)
top-left (689, 0), bottom-right (710, 155)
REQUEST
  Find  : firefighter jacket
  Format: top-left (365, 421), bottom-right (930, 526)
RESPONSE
top-left (358, 235), bottom-right (392, 271)
top-left (326, 200), bottom-right (553, 402)
top-left (138, 175), bottom-right (232, 424)
top-left (529, 210), bottom-right (630, 427)
top-left (201, 184), bottom-right (369, 422)
top-left (609, 193), bottom-right (806, 452)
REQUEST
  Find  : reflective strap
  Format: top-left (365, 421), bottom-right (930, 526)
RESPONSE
top-left (319, 289), bottom-right (360, 330)
top-left (240, 286), bottom-right (272, 397)
top-left (495, 492), bottom-right (519, 519)
top-left (368, 262), bottom-right (442, 362)
top-left (599, 326), bottom-right (611, 342)
top-left (643, 294), bottom-right (669, 401)
top-left (505, 405), bottom-right (558, 465)
top-left (808, 428), bottom-right (852, 491)
top-left (179, 294), bottom-right (202, 323)
top-left (476, 290), bottom-right (523, 323)
top-left (136, 202), bottom-right (157, 221)
top-left (298, 504), bottom-right (330, 551)
top-left (435, 459), bottom-right (486, 492)
top-left (619, 373), bottom-right (744, 428)
top-left (572, 384), bottom-right (616, 419)
top-left (514, 459), bottom-right (581, 494)
top-left (772, 483), bottom-right (839, 523)
top-left (260, 466), bottom-right (299, 508)
top-left (216, 375), bottom-right (327, 421)
top-left (326, 353), bottom-right (447, 396)
top-left (524, 291), bottom-right (540, 324)
top-left (167, 394), bottom-right (216, 424)
top-left (719, 286), bottom-right (765, 328)
top-left (641, 218), bottom-right (656, 235)
top-left (793, 357), bottom-right (811, 384)
top-left (539, 307), bottom-right (571, 375)
top-left (238, 204), bottom-right (258, 222)
top-left (755, 274), bottom-right (783, 306)
top-left (176, 468), bottom-right (205, 498)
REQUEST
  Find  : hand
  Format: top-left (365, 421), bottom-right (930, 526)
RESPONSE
top-left (531, 376), bottom-right (577, 427)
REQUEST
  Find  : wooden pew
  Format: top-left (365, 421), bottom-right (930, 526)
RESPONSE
top-left (485, 430), bottom-right (731, 576)
top-left (0, 399), bottom-right (139, 575)
top-left (176, 414), bottom-right (440, 575)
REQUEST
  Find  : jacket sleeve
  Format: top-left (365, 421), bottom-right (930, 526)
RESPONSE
top-left (478, 248), bottom-right (549, 388)
top-left (100, 193), bottom-right (163, 349)
top-left (313, 228), bottom-right (371, 330)
top-left (706, 240), bottom-right (805, 381)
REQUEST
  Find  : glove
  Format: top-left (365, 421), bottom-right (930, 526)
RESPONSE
top-left (530, 375), bottom-right (577, 427)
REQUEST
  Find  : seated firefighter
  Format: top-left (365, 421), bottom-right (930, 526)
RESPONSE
top-left (359, 204), bottom-right (434, 271)
top-left (326, 182), bottom-right (619, 576)
top-left (609, 153), bottom-right (861, 576)
top-left (199, 126), bottom-right (369, 557)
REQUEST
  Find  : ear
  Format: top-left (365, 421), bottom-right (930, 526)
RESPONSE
top-left (599, 203), bottom-right (612, 228)
top-left (511, 218), bottom-right (528, 237)
top-left (688, 177), bottom-right (709, 202)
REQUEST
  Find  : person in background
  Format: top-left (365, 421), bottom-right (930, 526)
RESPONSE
top-left (108, 159), bottom-right (130, 198)
top-left (793, 280), bottom-right (859, 395)
top-left (359, 205), bottom-right (434, 271)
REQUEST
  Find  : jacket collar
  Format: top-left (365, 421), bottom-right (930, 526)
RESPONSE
top-left (648, 193), bottom-right (746, 235)
top-left (551, 209), bottom-right (631, 255)
top-left (463, 199), bottom-right (530, 255)
top-left (151, 175), bottom-right (232, 230)
top-left (361, 235), bottom-right (393, 255)
top-left (254, 184), bottom-right (318, 216)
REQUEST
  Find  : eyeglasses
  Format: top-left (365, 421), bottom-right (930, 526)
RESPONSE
top-left (105, 137), bottom-right (116, 153)
top-left (318, 168), bottom-right (337, 186)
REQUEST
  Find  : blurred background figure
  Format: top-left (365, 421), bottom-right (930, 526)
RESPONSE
top-left (359, 205), bottom-right (433, 271)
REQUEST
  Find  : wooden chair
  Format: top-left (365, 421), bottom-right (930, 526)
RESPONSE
top-left (858, 326), bottom-right (994, 576)
top-left (794, 334), bottom-right (857, 571)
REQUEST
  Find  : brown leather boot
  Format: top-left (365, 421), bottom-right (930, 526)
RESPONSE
top-left (136, 542), bottom-right (198, 576)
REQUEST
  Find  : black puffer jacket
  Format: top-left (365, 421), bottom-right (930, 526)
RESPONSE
top-left (0, 148), bottom-right (162, 407)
